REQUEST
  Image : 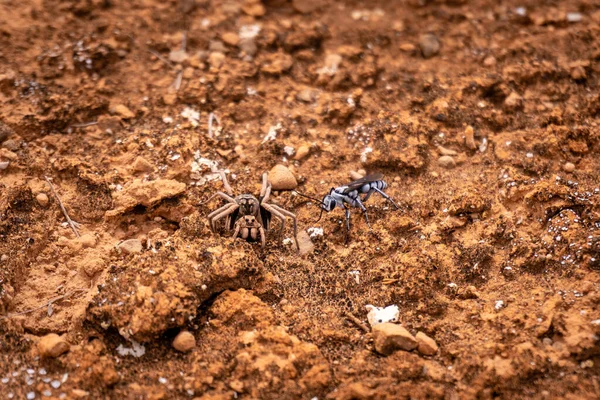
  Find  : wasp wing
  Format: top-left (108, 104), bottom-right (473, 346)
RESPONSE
top-left (341, 173), bottom-right (384, 194)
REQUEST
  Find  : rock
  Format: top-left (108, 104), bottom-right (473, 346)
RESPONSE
top-left (292, 0), bottom-right (320, 14)
top-left (571, 66), bottom-right (586, 80)
top-left (366, 305), bottom-right (399, 327)
top-left (0, 161), bottom-right (9, 170)
top-left (483, 56), bottom-right (496, 66)
top-left (399, 43), bottom-right (416, 52)
top-left (372, 323), bottom-right (418, 355)
top-left (504, 92), bottom-right (523, 110)
top-left (0, 121), bottom-right (13, 143)
top-left (350, 170), bottom-right (366, 180)
top-left (437, 156), bottom-right (456, 169)
top-left (437, 145), bottom-right (457, 156)
top-left (38, 333), bottom-right (70, 358)
top-left (242, 1), bottom-right (266, 17)
top-left (268, 165), bottom-right (297, 190)
top-left (168, 49), bottom-right (188, 63)
top-left (222, 32), bottom-right (240, 46)
top-left (563, 162), bottom-right (576, 173)
top-left (208, 52), bottom-right (226, 69)
top-left (131, 156), bottom-right (154, 174)
top-left (172, 331), bottom-right (196, 352)
top-left (465, 125), bottom-right (477, 150)
top-left (296, 89), bottom-right (315, 103)
top-left (294, 145), bottom-right (311, 160)
top-left (416, 332), bottom-right (439, 355)
top-left (118, 239), bottom-right (143, 254)
top-left (297, 230), bottom-right (314, 256)
top-left (209, 40), bottom-right (228, 53)
top-left (419, 34), bottom-right (440, 59)
top-left (110, 104), bottom-right (135, 119)
top-left (238, 38), bottom-right (257, 57)
top-left (35, 192), bottom-right (49, 207)
top-left (2, 138), bottom-right (19, 151)
top-left (71, 389), bottom-right (90, 398)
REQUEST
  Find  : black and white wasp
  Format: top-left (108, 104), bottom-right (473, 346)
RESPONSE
top-left (296, 173), bottom-right (399, 232)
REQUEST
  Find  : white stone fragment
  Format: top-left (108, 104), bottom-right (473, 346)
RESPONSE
top-left (365, 304), bottom-right (400, 328)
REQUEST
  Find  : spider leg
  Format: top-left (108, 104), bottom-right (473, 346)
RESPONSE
top-left (258, 224), bottom-right (266, 247)
top-left (218, 170), bottom-right (234, 196)
top-left (208, 203), bottom-right (239, 232)
top-left (231, 220), bottom-right (241, 241)
top-left (259, 173), bottom-right (271, 202)
top-left (261, 202), bottom-right (289, 239)
top-left (373, 187), bottom-right (400, 209)
top-left (362, 190), bottom-right (374, 202)
top-left (266, 204), bottom-right (299, 250)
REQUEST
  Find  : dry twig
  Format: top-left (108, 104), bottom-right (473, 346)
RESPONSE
top-left (344, 311), bottom-right (370, 333)
top-left (44, 176), bottom-right (81, 238)
top-left (0, 289), bottom-right (87, 319)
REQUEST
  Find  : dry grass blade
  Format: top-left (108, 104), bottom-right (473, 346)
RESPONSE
top-left (44, 176), bottom-right (81, 238)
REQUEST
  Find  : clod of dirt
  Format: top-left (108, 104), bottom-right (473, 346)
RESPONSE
top-left (35, 192), bottom-right (49, 207)
top-left (0, 121), bottom-right (12, 142)
top-left (292, 0), bottom-right (321, 14)
top-left (504, 92), bottom-right (523, 110)
top-left (268, 165), bottom-right (297, 190)
top-left (118, 239), bottom-right (143, 254)
top-left (209, 289), bottom-right (275, 330)
top-left (242, 0), bottom-right (266, 17)
top-left (232, 326), bottom-right (331, 397)
top-left (437, 155), bottom-right (456, 169)
top-left (419, 34), bottom-right (440, 58)
top-left (131, 156), bottom-right (154, 174)
top-left (38, 333), bottom-right (70, 358)
top-left (109, 104), bottom-right (135, 119)
top-left (172, 330), bottom-right (196, 352)
top-left (415, 332), bottom-right (439, 356)
top-left (563, 162), bottom-right (576, 172)
top-left (107, 179), bottom-right (186, 216)
top-left (372, 323), bottom-right (418, 355)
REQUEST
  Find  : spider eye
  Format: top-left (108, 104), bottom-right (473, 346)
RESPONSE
top-left (378, 319), bottom-right (382, 323)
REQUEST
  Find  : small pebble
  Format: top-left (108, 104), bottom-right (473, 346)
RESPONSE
top-left (118, 239), bottom-right (143, 254)
top-left (168, 49), bottom-right (188, 63)
top-left (268, 165), bottom-right (297, 191)
top-left (372, 323), bottom-right (418, 355)
top-left (110, 104), bottom-right (135, 120)
top-left (38, 334), bottom-right (70, 358)
top-left (419, 34), bottom-right (440, 59)
top-left (238, 38), bottom-right (257, 58)
top-left (36, 193), bottom-right (49, 207)
top-left (465, 125), bottom-right (477, 150)
top-left (415, 332), bottom-right (439, 355)
top-left (563, 162), bottom-right (576, 173)
top-left (437, 156), bottom-right (456, 169)
top-left (437, 145), bottom-right (457, 156)
top-left (399, 43), bottom-right (416, 52)
top-left (172, 331), bottom-right (196, 352)
top-left (566, 12), bottom-right (583, 23)
top-left (0, 161), bottom-right (9, 170)
top-left (297, 230), bottom-right (314, 256)
top-left (296, 90), bottom-right (315, 103)
top-left (222, 32), bottom-right (240, 46)
top-left (504, 92), bottom-right (523, 109)
top-left (294, 145), bottom-right (311, 160)
top-left (208, 52), bottom-right (226, 69)
top-left (131, 156), bottom-right (154, 174)
top-left (2, 139), bottom-right (20, 151)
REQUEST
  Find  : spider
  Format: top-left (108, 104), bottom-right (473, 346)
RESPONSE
top-left (204, 171), bottom-right (298, 249)
top-left (232, 215), bottom-right (265, 247)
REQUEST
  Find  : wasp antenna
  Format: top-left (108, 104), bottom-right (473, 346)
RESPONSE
top-left (293, 190), bottom-right (325, 206)
top-left (315, 208), bottom-right (324, 223)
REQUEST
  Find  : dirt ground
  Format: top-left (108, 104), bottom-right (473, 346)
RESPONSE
top-left (1, 0), bottom-right (600, 398)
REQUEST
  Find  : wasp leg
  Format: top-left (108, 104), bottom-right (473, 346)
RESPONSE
top-left (354, 197), bottom-right (372, 230)
top-left (373, 187), bottom-right (400, 209)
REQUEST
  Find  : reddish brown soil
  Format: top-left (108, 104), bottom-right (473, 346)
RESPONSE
top-left (1, 0), bottom-right (600, 399)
